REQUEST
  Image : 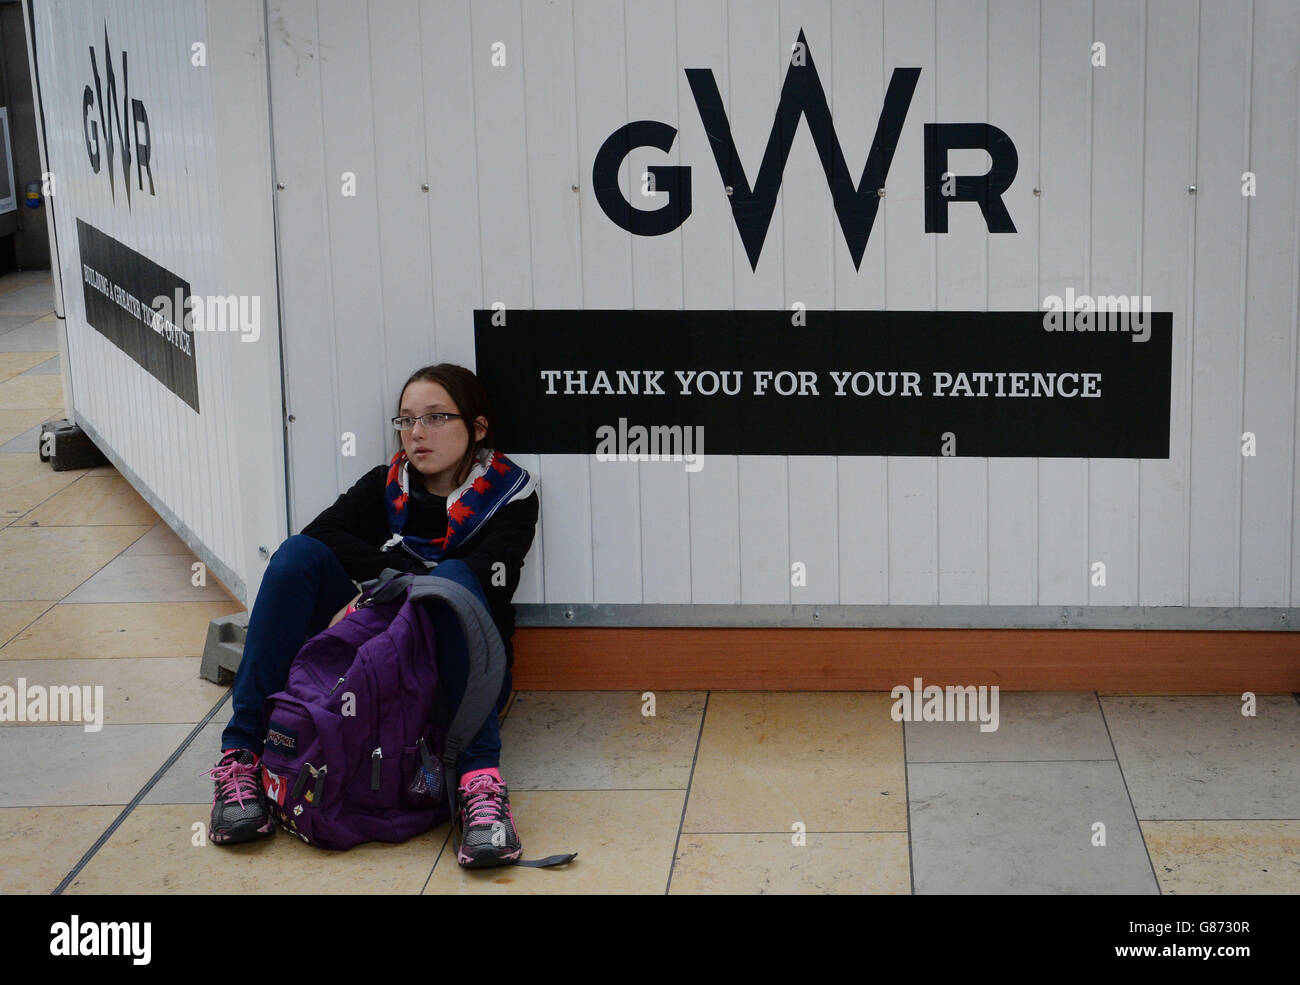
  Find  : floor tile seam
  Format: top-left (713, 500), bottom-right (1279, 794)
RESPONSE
top-left (0, 599), bottom-right (59, 647)
top-left (420, 827), bottom-right (453, 892)
top-left (907, 758), bottom-right (1121, 765)
top-left (1137, 816), bottom-right (1300, 823)
top-left (0, 719), bottom-right (236, 729)
top-left (902, 705), bottom-right (915, 894)
top-left (678, 829), bottom-right (911, 836)
top-left (1094, 691), bottom-right (1163, 894)
top-left (0, 654), bottom-right (224, 660)
top-left (51, 689), bottom-right (232, 895)
top-left (664, 691), bottom-right (710, 896)
top-left (4, 522), bottom-right (168, 528)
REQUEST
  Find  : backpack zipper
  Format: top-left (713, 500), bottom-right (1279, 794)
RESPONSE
top-left (291, 762), bottom-right (329, 803)
top-left (328, 676), bottom-right (345, 697)
top-left (370, 747), bottom-right (383, 790)
top-left (291, 762), bottom-right (313, 799)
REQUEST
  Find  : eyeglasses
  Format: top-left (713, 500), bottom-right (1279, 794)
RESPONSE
top-left (391, 412), bottom-right (465, 431)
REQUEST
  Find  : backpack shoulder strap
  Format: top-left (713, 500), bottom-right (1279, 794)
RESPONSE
top-left (407, 575), bottom-right (577, 870)
top-left (356, 567), bottom-right (416, 606)
top-left (405, 575), bottom-right (506, 773)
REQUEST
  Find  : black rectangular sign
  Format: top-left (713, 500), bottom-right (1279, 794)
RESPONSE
top-left (475, 309), bottom-right (1171, 458)
top-left (76, 218), bottom-right (199, 413)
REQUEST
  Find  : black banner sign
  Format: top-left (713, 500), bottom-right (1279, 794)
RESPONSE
top-left (76, 218), bottom-right (199, 413)
top-left (475, 309), bottom-right (1172, 458)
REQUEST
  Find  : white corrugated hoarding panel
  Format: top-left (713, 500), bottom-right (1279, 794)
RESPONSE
top-left (32, 0), bottom-right (284, 603)
top-left (265, 0), bottom-right (1300, 623)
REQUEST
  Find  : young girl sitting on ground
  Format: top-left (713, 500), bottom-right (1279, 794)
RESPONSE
top-left (206, 363), bottom-right (539, 868)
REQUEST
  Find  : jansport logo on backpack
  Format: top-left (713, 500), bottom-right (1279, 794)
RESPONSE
top-left (265, 723), bottom-right (297, 754)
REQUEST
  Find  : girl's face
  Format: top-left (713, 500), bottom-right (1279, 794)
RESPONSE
top-left (398, 379), bottom-right (488, 495)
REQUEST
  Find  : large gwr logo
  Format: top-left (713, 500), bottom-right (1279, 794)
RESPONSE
top-left (594, 31), bottom-right (1018, 270)
top-left (82, 24), bottom-right (155, 207)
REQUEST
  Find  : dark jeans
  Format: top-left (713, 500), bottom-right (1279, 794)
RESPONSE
top-left (221, 534), bottom-right (509, 776)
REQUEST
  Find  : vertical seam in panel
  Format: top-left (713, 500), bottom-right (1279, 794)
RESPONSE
top-left (932, 0), bottom-right (939, 605)
top-left (214, 2), bottom-right (241, 579)
top-left (1034, 0), bottom-right (1042, 606)
top-left (516, 0), bottom-right (546, 608)
top-left (364, 0), bottom-right (390, 458)
top-left (985, 0), bottom-right (991, 605)
top-left (193, 1), bottom-right (218, 570)
top-left (263, 0), bottom-right (296, 530)
top-left (1085, 0), bottom-right (1094, 605)
top-left (829, 0), bottom-right (839, 605)
top-left (728, 0), bottom-right (740, 605)
top-left (139, 1), bottom-right (162, 558)
top-left (1289, 0), bottom-right (1300, 606)
top-left (416, 0), bottom-right (436, 365)
top-left (311, 0), bottom-right (344, 496)
top-left (1185, 1), bottom-right (1200, 607)
top-left (572, 0), bottom-right (595, 604)
top-left (157, 3), bottom-right (182, 571)
top-left (616, 0), bottom-right (642, 605)
top-left (882, 0), bottom-right (890, 605)
top-left (519, 0), bottom-right (536, 313)
top-left (1235, 0), bottom-right (1254, 606)
top-left (469, 5), bottom-right (488, 330)
top-left (728, 0), bottom-right (740, 604)
top-left (1137, 0), bottom-right (1148, 604)
top-left (782, 2), bottom-right (790, 608)
top-left (674, 0), bottom-right (692, 606)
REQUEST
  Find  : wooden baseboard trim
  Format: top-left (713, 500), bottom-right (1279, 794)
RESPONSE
top-left (511, 627), bottom-right (1300, 692)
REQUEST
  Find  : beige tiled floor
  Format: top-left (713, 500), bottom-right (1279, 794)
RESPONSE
top-left (2, 270), bottom-right (1297, 895)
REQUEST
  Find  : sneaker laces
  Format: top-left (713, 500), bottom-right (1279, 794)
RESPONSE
top-left (204, 753), bottom-right (260, 810)
top-left (459, 774), bottom-right (509, 827)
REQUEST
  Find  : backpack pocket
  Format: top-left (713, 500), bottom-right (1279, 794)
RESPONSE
top-left (260, 694), bottom-right (345, 844)
top-left (400, 736), bottom-right (444, 808)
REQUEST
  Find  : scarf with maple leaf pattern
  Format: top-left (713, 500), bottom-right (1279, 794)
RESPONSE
top-left (380, 446), bottom-right (536, 566)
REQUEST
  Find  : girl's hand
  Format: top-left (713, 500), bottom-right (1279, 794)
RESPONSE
top-left (328, 592), bottom-right (362, 628)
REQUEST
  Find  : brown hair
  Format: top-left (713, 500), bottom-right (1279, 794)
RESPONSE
top-left (393, 363), bottom-right (496, 488)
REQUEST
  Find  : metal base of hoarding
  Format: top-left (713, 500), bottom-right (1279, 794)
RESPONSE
top-left (199, 611), bottom-right (249, 685)
top-left (516, 603), bottom-right (1298, 631)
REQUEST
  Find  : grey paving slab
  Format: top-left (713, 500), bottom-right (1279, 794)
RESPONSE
top-left (0, 314), bottom-right (43, 336)
top-left (142, 720), bottom-right (226, 805)
top-left (0, 723), bottom-right (193, 806)
top-left (500, 690), bottom-right (706, 790)
top-left (122, 521), bottom-right (192, 556)
top-left (905, 691), bottom-right (1114, 762)
top-left (909, 761), bottom-right (1158, 894)
top-left (0, 284), bottom-right (55, 316)
top-left (1101, 695), bottom-right (1300, 820)
top-left (0, 320), bottom-right (57, 352)
top-left (60, 554), bottom-right (231, 604)
top-left (20, 356), bottom-right (60, 375)
top-left (0, 423), bottom-right (41, 454)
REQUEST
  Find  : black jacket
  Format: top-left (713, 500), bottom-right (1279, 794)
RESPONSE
top-left (300, 463), bottom-right (539, 664)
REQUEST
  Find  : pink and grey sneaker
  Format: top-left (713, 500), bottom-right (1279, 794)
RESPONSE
top-left (454, 768), bottom-right (522, 868)
top-left (205, 748), bottom-right (274, 845)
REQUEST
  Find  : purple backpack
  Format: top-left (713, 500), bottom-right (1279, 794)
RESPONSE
top-left (259, 570), bottom-right (508, 852)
